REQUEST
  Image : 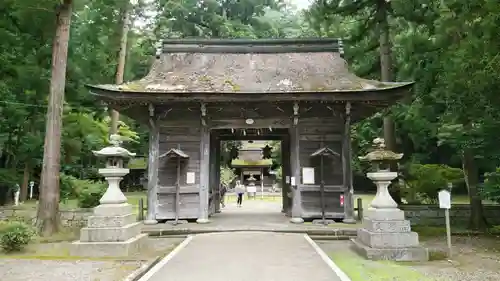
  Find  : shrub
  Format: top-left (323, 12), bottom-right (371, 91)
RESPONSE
top-left (76, 181), bottom-right (107, 208)
top-left (60, 174), bottom-right (96, 202)
top-left (0, 221), bottom-right (35, 252)
top-left (488, 225), bottom-right (500, 235)
top-left (482, 168), bottom-right (500, 203)
top-left (407, 164), bottom-right (463, 203)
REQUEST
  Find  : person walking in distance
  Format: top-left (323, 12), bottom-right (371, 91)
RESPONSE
top-left (235, 180), bottom-right (245, 207)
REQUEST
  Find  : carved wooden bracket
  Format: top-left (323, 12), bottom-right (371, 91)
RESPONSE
top-left (293, 102), bottom-right (299, 125)
top-left (345, 101), bottom-right (351, 116)
top-left (200, 102), bottom-right (207, 126)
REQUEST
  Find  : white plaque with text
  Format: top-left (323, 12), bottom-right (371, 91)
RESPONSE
top-left (438, 190), bottom-right (451, 209)
top-left (186, 172), bottom-right (196, 184)
top-left (302, 167), bottom-right (315, 184)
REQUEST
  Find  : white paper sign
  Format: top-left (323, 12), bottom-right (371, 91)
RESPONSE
top-left (438, 190), bottom-right (451, 209)
top-left (186, 172), bottom-right (196, 184)
top-left (291, 177), bottom-right (296, 186)
top-left (285, 176), bottom-right (290, 184)
top-left (302, 167), bottom-right (315, 185)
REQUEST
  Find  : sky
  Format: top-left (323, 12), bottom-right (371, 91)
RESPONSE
top-left (291, 0), bottom-right (313, 10)
top-left (134, 0), bottom-right (314, 30)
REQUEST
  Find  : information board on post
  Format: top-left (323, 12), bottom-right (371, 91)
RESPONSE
top-left (438, 189), bottom-right (452, 259)
top-left (302, 167), bottom-right (315, 185)
top-left (186, 172), bottom-right (196, 184)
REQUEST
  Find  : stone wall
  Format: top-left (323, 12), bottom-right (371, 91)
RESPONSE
top-left (400, 204), bottom-right (500, 226)
top-left (0, 207), bottom-right (93, 227)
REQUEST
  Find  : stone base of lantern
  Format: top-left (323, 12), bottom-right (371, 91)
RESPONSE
top-left (70, 203), bottom-right (147, 257)
top-left (351, 208), bottom-right (429, 262)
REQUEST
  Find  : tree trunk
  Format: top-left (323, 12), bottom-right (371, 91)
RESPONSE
top-left (462, 148), bottom-right (487, 230)
top-left (110, 3), bottom-right (131, 134)
top-left (20, 163), bottom-right (30, 202)
top-left (379, 1), bottom-right (401, 204)
top-left (36, 0), bottom-right (73, 237)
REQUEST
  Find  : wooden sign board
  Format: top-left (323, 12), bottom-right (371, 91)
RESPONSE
top-left (186, 172), bottom-right (196, 184)
top-left (438, 190), bottom-right (451, 209)
top-left (302, 167), bottom-right (315, 184)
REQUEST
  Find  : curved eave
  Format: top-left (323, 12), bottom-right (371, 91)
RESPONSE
top-left (86, 82), bottom-right (414, 103)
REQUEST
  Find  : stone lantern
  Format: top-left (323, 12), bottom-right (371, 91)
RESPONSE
top-left (357, 137), bottom-right (403, 209)
top-left (71, 134), bottom-right (147, 257)
top-left (351, 138), bottom-right (428, 261)
top-left (93, 134), bottom-right (136, 205)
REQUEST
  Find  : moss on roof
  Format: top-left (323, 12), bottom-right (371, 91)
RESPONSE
top-left (231, 159), bottom-right (273, 167)
top-left (91, 51), bottom-right (411, 94)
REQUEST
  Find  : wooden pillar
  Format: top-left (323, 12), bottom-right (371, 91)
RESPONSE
top-left (214, 135), bottom-right (221, 213)
top-left (144, 104), bottom-right (159, 225)
top-left (290, 102), bottom-right (304, 223)
top-left (342, 102), bottom-right (356, 223)
top-left (281, 136), bottom-right (290, 213)
top-left (197, 103), bottom-right (210, 224)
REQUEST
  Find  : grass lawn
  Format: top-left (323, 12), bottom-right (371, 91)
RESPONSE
top-left (0, 225), bottom-right (182, 261)
top-left (330, 250), bottom-right (435, 281)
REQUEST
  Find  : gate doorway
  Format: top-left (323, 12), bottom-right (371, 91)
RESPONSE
top-left (208, 128), bottom-right (292, 219)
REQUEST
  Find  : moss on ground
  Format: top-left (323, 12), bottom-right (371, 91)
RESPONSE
top-left (330, 250), bottom-right (438, 281)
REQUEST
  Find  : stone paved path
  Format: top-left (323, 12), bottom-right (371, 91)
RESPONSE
top-left (142, 232), bottom-right (343, 281)
top-left (144, 198), bottom-right (359, 235)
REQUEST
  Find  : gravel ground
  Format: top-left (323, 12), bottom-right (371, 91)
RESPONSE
top-left (0, 259), bottom-right (145, 281)
top-left (0, 237), bottom-right (184, 281)
top-left (317, 236), bottom-right (500, 281)
top-left (414, 236), bottom-right (500, 281)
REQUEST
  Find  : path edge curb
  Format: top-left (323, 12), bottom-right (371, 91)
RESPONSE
top-left (304, 234), bottom-right (352, 281)
top-left (131, 235), bottom-right (194, 281)
top-left (123, 255), bottom-right (163, 281)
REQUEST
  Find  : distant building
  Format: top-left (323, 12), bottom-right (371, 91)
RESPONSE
top-left (231, 141), bottom-right (275, 193)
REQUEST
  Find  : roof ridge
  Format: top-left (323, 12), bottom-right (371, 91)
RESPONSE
top-left (160, 38), bottom-right (343, 54)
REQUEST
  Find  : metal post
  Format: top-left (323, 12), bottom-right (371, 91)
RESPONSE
top-left (138, 198), bottom-right (144, 221)
top-left (357, 197), bottom-right (363, 221)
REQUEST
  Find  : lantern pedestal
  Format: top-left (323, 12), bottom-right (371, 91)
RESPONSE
top-left (351, 171), bottom-right (428, 261)
top-left (71, 141), bottom-right (147, 257)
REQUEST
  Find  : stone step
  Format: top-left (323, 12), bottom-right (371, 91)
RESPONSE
top-left (80, 222), bottom-right (142, 242)
top-left (71, 233), bottom-right (148, 257)
top-left (362, 218), bottom-right (411, 233)
top-left (357, 228), bottom-right (420, 248)
top-left (142, 227), bottom-right (358, 237)
top-left (351, 238), bottom-right (429, 261)
top-left (87, 213), bottom-right (136, 228)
